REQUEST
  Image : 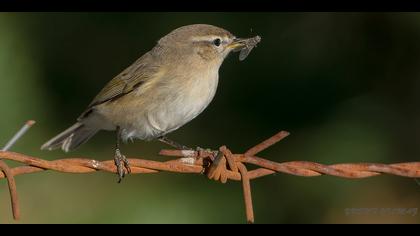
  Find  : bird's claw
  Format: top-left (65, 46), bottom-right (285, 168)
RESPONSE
top-left (195, 146), bottom-right (219, 160)
top-left (114, 149), bottom-right (131, 183)
top-left (206, 150), bottom-right (228, 183)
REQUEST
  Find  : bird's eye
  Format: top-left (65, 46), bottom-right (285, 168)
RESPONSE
top-left (213, 38), bottom-right (221, 47)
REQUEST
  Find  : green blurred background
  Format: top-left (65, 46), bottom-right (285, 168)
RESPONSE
top-left (0, 12), bottom-right (419, 223)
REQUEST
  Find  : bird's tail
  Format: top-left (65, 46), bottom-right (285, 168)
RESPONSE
top-left (41, 122), bottom-right (99, 152)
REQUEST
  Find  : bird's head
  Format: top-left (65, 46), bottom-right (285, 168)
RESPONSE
top-left (155, 24), bottom-right (260, 67)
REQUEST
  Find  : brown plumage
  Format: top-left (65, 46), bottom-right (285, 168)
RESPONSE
top-left (41, 24), bottom-right (261, 182)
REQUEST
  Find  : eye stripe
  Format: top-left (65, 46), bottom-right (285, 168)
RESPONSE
top-left (191, 35), bottom-right (230, 43)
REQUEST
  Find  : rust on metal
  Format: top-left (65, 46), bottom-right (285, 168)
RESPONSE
top-left (1, 130), bottom-right (420, 223)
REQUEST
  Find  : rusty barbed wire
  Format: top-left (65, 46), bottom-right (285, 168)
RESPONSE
top-left (1, 120), bottom-right (36, 220)
top-left (1, 124), bottom-right (420, 223)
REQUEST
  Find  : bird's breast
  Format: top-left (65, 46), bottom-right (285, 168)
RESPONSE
top-left (98, 66), bottom-right (220, 141)
top-left (148, 69), bottom-right (219, 134)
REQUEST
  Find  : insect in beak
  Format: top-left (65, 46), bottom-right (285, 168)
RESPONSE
top-left (228, 36), bottom-right (261, 61)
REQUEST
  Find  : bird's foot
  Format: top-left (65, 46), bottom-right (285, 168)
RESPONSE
top-left (209, 150), bottom-right (224, 166)
top-left (205, 146), bottom-right (238, 183)
top-left (195, 146), bottom-right (219, 159)
top-left (206, 150), bottom-right (228, 182)
top-left (114, 149), bottom-right (131, 183)
top-left (194, 147), bottom-right (220, 175)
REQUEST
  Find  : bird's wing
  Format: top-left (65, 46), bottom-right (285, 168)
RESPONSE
top-left (78, 52), bottom-right (161, 120)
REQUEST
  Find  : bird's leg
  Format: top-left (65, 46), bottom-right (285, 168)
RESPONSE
top-left (158, 136), bottom-right (217, 154)
top-left (158, 136), bottom-right (219, 161)
top-left (114, 126), bottom-right (131, 183)
top-left (158, 136), bottom-right (193, 151)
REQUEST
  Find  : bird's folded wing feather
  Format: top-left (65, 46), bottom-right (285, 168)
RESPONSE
top-left (78, 52), bottom-right (161, 120)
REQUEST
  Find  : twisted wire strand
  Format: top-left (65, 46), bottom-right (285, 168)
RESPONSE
top-left (1, 128), bottom-right (420, 223)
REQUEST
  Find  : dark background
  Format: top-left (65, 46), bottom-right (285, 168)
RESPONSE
top-left (0, 12), bottom-right (419, 223)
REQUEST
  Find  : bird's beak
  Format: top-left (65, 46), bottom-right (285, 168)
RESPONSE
top-left (228, 36), bottom-right (261, 51)
top-left (228, 38), bottom-right (248, 51)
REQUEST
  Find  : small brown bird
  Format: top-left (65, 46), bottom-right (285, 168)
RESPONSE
top-left (41, 24), bottom-right (261, 182)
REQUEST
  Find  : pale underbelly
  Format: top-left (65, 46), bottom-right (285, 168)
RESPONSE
top-left (96, 76), bottom-right (219, 141)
